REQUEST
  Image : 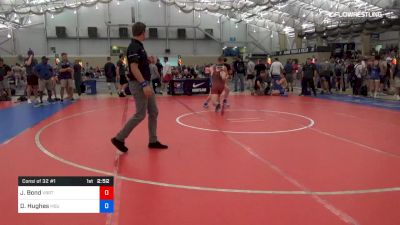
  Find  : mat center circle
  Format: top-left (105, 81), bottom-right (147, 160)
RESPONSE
top-left (176, 109), bottom-right (315, 134)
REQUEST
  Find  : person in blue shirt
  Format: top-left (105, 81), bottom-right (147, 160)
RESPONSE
top-left (34, 56), bottom-right (54, 104)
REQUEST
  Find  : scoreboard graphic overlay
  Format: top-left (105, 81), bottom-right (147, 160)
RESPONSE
top-left (18, 176), bottom-right (114, 213)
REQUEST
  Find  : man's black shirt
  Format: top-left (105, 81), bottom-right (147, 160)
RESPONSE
top-left (127, 39), bottom-right (151, 81)
top-left (255, 63), bottom-right (267, 77)
top-left (303, 63), bottom-right (316, 79)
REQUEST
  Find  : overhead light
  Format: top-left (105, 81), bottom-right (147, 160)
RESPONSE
top-left (217, 18), bottom-right (220, 23)
top-left (303, 13), bottom-right (306, 18)
top-left (158, 3), bottom-right (161, 7)
top-left (28, 17), bottom-right (32, 24)
top-left (51, 14), bottom-right (54, 19)
top-left (7, 32), bottom-right (11, 39)
top-left (117, 1), bottom-right (120, 5)
top-left (266, 24), bottom-right (269, 29)
top-left (95, 4), bottom-right (98, 10)
top-left (303, 36), bottom-right (306, 39)
top-left (198, 13), bottom-right (201, 18)
top-left (270, 33), bottom-right (273, 38)
top-left (138, 0), bottom-right (141, 2)
top-left (253, 28), bottom-right (256, 33)
top-left (179, 9), bottom-right (181, 13)
top-left (40, 7), bottom-right (43, 13)
top-left (282, 20), bottom-right (285, 24)
top-left (235, 23), bottom-right (238, 28)
top-left (74, 9), bottom-right (77, 14)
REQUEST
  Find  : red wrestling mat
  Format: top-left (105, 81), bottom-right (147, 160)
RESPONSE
top-left (1, 95), bottom-right (400, 225)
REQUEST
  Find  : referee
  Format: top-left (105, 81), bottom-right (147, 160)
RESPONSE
top-left (111, 22), bottom-right (168, 153)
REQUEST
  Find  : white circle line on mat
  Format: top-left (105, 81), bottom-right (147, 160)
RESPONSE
top-left (34, 108), bottom-right (400, 195)
top-left (176, 109), bottom-right (315, 134)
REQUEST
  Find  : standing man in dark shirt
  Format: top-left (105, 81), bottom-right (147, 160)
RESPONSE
top-left (57, 53), bottom-right (74, 101)
top-left (116, 54), bottom-right (128, 97)
top-left (156, 57), bottom-right (163, 77)
top-left (104, 57), bottom-right (117, 95)
top-left (232, 56), bottom-right (245, 92)
top-left (34, 56), bottom-right (54, 104)
top-left (73, 59), bottom-right (82, 96)
top-left (254, 59), bottom-right (267, 77)
top-left (300, 58), bottom-right (317, 96)
top-left (25, 49), bottom-right (38, 104)
top-left (111, 22), bottom-right (168, 153)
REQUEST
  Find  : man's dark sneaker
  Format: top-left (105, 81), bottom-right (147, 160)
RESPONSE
top-left (215, 103), bottom-right (221, 112)
top-left (111, 137), bottom-right (128, 153)
top-left (148, 141), bottom-right (168, 149)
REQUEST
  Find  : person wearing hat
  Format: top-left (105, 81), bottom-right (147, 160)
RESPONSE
top-left (34, 56), bottom-right (54, 105)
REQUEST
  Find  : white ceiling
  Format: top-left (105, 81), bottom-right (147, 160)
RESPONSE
top-left (0, 0), bottom-right (398, 34)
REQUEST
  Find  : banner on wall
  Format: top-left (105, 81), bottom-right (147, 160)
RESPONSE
top-left (169, 79), bottom-right (210, 95)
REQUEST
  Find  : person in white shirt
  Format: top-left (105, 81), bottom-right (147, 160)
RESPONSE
top-left (246, 58), bottom-right (256, 93)
top-left (353, 59), bottom-right (365, 96)
top-left (270, 58), bottom-right (284, 83)
top-left (162, 57), bottom-right (172, 93)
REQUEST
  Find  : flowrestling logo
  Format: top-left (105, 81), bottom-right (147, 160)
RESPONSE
top-left (328, 11), bottom-right (383, 18)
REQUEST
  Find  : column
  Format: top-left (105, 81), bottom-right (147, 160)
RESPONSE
top-left (278, 33), bottom-right (287, 51)
top-left (361, 32), bottom-right (371, 56)
top-left (295, 32), bottom-right (303, 49)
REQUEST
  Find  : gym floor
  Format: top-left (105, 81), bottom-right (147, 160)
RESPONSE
top-left (1, 93), bottom-right (400, 225)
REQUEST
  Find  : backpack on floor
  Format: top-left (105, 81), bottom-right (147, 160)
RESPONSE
top-left (360, 85), bottom-right (368, 96)
top-left (80, 83), bottom-right (86, 93)
top-left (124, 86), bottom-right (131, 95)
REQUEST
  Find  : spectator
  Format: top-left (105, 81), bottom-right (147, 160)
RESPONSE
top-left (255, 59), bottom-right (267, 77)
top-left (394, 59), bottom-right (400, 100)
top-left (116, 54), bottom-right (128, 97)
top-left (25, 49), bottom-right (39, 104)
top-left (0, 57), bottom-right (12, 99)
top-left (149, 56), bottom-right (162, 94)
top-left (58, 52), bottom-right (75, 101)
top-left (12, 63), bottom-right (24, 88)
top-left (353, 58), bottom-right (364, 96)
top-left (34, 56), bottom-right (54, 104)
top-left (270, 58), bottom-right (283, 84)
top-left (104, 57), bottom-right (117, 95)
top-left (254, 70), bottom-right (269, 96)
top-left (162, 57), bottom-right (172, 93)
top-left (319, 59), bottom-right (334, 94)
top-left (246, 57), bottom-right (255, 92)
top-left (370, 55), bottom-right (381, 98)
top-left (73, 59), bottom-right (82, 96)
top-left (300, 58), bottom-right (317, 96)
top-left (233, 56), bottom-right (245, 92)
top-left (284, 59), bottom-right (294, 92)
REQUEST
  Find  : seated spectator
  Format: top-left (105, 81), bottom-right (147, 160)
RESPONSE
top-left (272, 73), bottom-right (288, 96)
top-left (254, 71), bottom-right (270, 96)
